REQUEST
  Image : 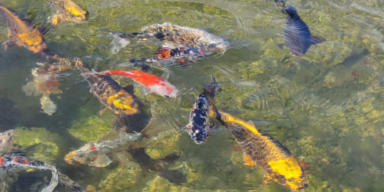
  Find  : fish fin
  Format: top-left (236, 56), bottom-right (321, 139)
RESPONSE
top-left (39, 26), bottom-right (50, 35)
top-left (2, 40), bottom-right (15, 50)
top-left (247, 120), bottom-right (256, 126)
top-left (161, 153), bottom-right (180, 164)
top-left (88, 153), bottom-right (112, 168)
top-left (98, 107), bottom-right (108, 116)
top-left (250, 120), bottom-right (272, 126)
top-left (158, 169), bottom-right (187, 185)
top-left (243, 153), bottom-right (255, 166)
top-left (263, 174), bottom-right (272, 184)
top-left (311, 36), bottom-right (325, 45)
top-left (278, 43), bottom-right (285, 49)
top-left (123, 84), bottom-right (135, 95)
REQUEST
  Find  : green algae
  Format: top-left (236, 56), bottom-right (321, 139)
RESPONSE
top-left (68, 109), bottom-right (115, 142)
top-left (14, 127), bottom-right (61, 162)
top-left (143, 128), bottom-right (181, 160)
top-left (98, 161), bottom-right (144, 192)
top-left (0, 0), bottom-right (383, 191)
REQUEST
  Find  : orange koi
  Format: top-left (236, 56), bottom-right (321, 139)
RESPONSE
top-left (49, 0), bottom-right (88, 26)
top-left (0, 4), bottom-right (47, 53)
top-left (102, 70), bottom-right (178, 98)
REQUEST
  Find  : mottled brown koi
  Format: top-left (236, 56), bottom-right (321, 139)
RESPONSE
top-left (0, 4), bottom-right (47, 53)
top-left (73, 58), bottom-right (139, 116)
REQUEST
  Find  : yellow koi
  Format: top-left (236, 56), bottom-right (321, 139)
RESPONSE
top-left (0, 4), bottom-right (47, 53)
top-left (50, 0), bottom-right (88, 26)
top-left (215, 110), bottom-right (307, 190)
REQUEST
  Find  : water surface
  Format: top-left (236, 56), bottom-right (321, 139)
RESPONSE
top-left (0, 0), bottom-right (383, 191)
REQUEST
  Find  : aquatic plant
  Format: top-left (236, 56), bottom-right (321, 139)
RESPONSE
top-left (98, 161), bottom-right (144, 192)
top-left (13, 127), bottom-right (61, 162)
top-left (68, 109), bottom-right (115, 142)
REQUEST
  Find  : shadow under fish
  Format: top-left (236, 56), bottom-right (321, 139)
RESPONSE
top-left (280, 5), bottom-right (325, 56)
top-left (128, 147), bottom-right (186, 185)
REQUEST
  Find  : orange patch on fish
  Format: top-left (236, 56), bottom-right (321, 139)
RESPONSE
top-left (243, 153), bottom-right (255, 166)
top-left (157, 48), bottom-right (171, 60)
top-left (64, 151), bottom-right (77, 163)
top-left (0, 157), bottom-right (5, 166)
top-left (89, 146), bottom-right (97, 151)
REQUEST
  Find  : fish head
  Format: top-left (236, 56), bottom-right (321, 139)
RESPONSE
top-left (268, 155), bottom-right (308, 190)
top-left (64, 144), bottom-right (95, 165)
top-left (50, 0), bottom-right (88, 26)
top-left (63, 0), bottom-right (88, 19)
top-left (17, 29), bottom-right (47, 53)
top-left (205, 39), bottom-right (230, 55)
top-left (283, 6), bottom-right (299, 19)
top-left (64, 144), bottom-right (112, 167)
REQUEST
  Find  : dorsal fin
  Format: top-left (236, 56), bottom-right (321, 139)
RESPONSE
top-left (311, 36), bottom-right (325, 45)
top-left (247, 120), bottom-right (255, 126)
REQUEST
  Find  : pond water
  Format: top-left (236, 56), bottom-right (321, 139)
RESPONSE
top-left (0, 0), bottom-right (383, 191)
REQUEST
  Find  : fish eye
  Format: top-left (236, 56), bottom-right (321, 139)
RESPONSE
top-left (209, 44), bottom-right (216, 48)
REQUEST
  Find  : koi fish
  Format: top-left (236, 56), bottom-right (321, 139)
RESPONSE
top-left (0, 4), bottom-right (47, 53)
top-left (109, 23), bottom-right (229, 64)
top-left (23, 56), bottom-right (71, 116)
top-left (139, 23), bottom-right (229, 54)
top-left (214, 111), bottom-right (307, 190)
top-left (65, 132), bottom-right (141, 167)
top-left (281, 5), bottom-right (325, 56)
top-left (49, 0), bottom-right (88, 26)
top-left (0, 152), bottom-right (59, 192)
top-left (182, 77), bottom-right (220, 144)
top-left (102, 70), bottom-right (178, 98)
top-left (73, 58), bottom-right (139, 116)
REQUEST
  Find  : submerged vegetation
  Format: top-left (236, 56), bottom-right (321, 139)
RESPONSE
top-left (0, 0), bottom-right (383, 191)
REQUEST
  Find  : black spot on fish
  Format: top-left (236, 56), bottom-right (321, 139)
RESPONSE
top-left (154, 32), bottom-right (165, 40)
top-left (282, 6), bottom-right (325, 56)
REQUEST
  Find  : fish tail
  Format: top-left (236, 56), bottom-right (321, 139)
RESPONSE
top-left (203, 76), bottom-right (220, 99)
top-left (204, 76), bottom-right (226, 125)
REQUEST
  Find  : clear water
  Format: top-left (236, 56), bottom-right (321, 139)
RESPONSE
top-left (0, 0), bottom-right (383, 191)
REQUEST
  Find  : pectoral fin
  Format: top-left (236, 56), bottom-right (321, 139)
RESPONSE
top-left (88, 153), bottom-right (112, 168)
top-left (263, 174), bottom-right (272, 184)
top-left (243, 153), bottom-right (255, 166)
top-left (278, 43), bottom-right (285, 49)
top-left (2, 40), bottom-right (15, 50)
top-left (311, 36), bottom-right (325, 45)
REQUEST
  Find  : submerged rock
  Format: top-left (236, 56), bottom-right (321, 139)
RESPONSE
top-left (98, 161), bottom-right (143, 192)
top-left (13, 127), bottom-right (61, 162)
top-left (68, 110), bottom-right (115, 142)
top-left (143, 128), bottom-right (181, 160)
